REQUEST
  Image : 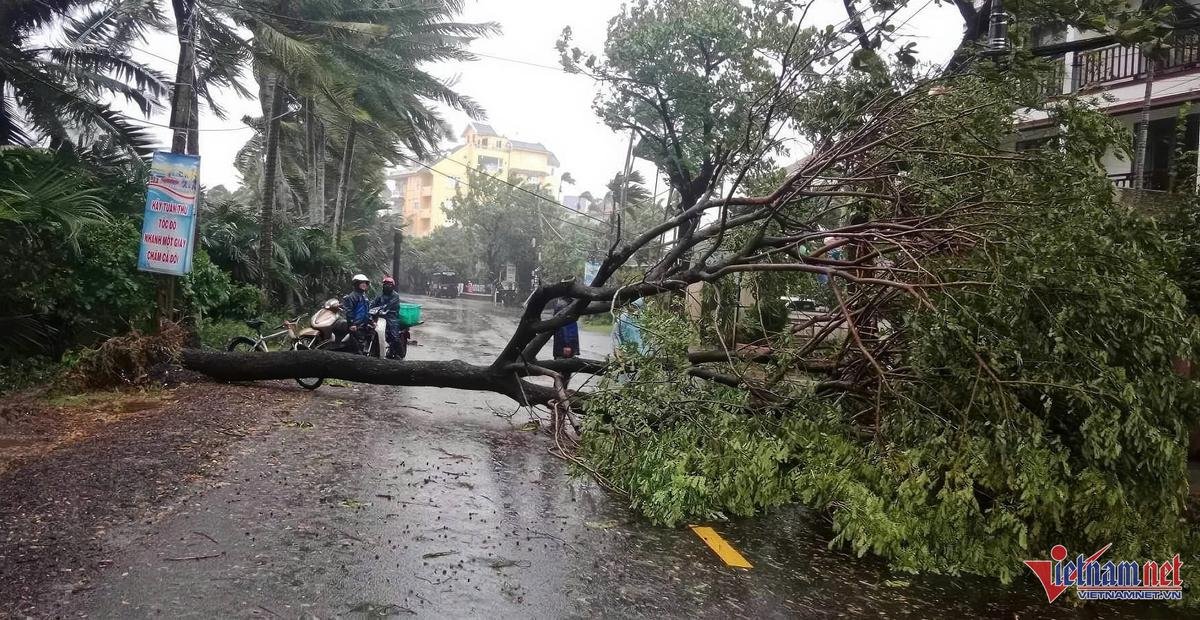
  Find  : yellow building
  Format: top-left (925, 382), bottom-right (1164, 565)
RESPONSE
top-left (390, 123), bottom-right (561, 237)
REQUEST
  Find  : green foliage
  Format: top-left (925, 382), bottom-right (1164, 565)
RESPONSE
top-left (0, 149), bottom-right (111, 238)
top-left (582, 384), bottom-right (803, 525)
top-left (587, 192), bottom-right (1200, 575)
top-left (196, 313), bottom-right (286, 350)
top-left (583, 307), bottom-right (814, 524)
top-left (0, 148), bottom-right (256, 358)
top-left (799, 194), bottom-right (1200, 580)
top-left (0, 0), bottom-right (164, 152)
top-left (1165, 194), bottom-right (1200, 315)
top-left (440, 171), bottom-right (560, 288)
top-left (0, 356), bottom-right (70, 394)
top-left (180, 250), bottom-right (257, 320)
top-left (558, 0), bottom-right (802, 183)
top-left (198, 195), bottom-right (378, 308)
top-left (583, 70), bottom-right (1200, 585)
top-left (738, 272), bottom-right (800, 343)
top-left (0, 215), bottom-right (156, 349)
top-left (407, 224), bottom-right (479, 285)
top-left (740, 298), bottom-right (788, 343)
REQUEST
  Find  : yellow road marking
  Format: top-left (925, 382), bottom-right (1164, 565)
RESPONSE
top-left (689, 525), bottom-right (752, 569)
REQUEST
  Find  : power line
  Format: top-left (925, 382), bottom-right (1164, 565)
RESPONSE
top-left (124, 107), bottom-right (292, 132)
top-left (541, 208), bottom-right (607, 236)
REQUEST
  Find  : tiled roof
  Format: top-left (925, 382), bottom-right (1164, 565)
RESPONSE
top-left (508, 140), bottom-right (560, 167)
top-left (508, 139), bottom-right (545, 151)
top-left (468, 122), bottom-right (499, 136)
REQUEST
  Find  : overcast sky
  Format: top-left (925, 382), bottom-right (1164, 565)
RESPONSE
top-left (128, 0), bottom-right (965, 198)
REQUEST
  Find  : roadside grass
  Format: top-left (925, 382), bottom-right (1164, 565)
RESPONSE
top-left (45, 386), bottom-right (165, 410)
top-left (581, 314), bottom-right (613, 334)
top-left (580, 321), bottom-right (611, 334)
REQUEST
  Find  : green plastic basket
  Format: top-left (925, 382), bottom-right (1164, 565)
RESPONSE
top-left (397, 303), bottom-right (422, 327)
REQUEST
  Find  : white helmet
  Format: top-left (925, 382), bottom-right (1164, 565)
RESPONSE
top-left (351, 273), bottom-right (369, 284)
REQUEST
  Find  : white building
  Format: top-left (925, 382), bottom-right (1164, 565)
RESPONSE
top-left (1019, 12), bottom-right (1200, 191)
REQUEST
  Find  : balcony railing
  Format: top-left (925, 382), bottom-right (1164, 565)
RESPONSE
top-left (1108, 172), bottom-right (1136, 188)
top-left (1108, 170), bottom-right (1181, 191)
top-left (1038, 57), bottom-right (1066, 98)
top-left (1072, 32), bottom-right (1200, 91)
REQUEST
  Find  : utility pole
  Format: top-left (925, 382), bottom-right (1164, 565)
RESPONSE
top-left (155, 0), bottom-right (197, 332)
top-left (391, 228), bottom-right (403, 285)
top-left (986, 0), bottom-right (1009, 55)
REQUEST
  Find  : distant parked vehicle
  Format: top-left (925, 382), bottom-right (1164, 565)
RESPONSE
top-left (781, 296), bottom-right (826, 313)
top-left (780, 296), bottom-right (843, 343)
top-left (496, 280), bottom-right (519, 306)
top-left (429, 272), bottom-right (459, 298)
top-left (780, 296), bottom-right (891, 343)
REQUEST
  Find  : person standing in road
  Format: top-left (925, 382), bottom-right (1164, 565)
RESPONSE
top-left (612, 297), bottom-right (646, 357)
top-left (551, 298), bottom-right (580, 389)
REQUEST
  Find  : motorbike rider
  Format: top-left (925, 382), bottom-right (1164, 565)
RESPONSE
top-left (371, 276), bottom-right (407, 359)
top-left (342, 273), bottom-right (372, 353)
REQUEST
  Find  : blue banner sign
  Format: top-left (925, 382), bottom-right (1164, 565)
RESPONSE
top-left (137, 151), bottom-right (200, 276)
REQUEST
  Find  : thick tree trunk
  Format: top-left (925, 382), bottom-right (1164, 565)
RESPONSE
top-left (168, 0), bottom-right (195, 154)
top-left (0, 78), bottom-right (12, 145)
top-left (333, 119), bottom-right (358, 243)
top-left (259, 73), bottom-right (285, 289)
top-left (186, 78), bottom-right (199, 157)
top-left (179, 349), bottom-right (559, 405)
top-left (304, 98), bottom-right (326, 226)
top-left (316, 120), bottom-right (327, 224)
top-left (157, 0), bottom-right (196, 332)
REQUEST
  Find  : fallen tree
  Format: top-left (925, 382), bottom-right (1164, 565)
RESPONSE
top-left (179, 349), bottom-right (564, 405)
top-left (176, 0), bottom-right (1200, 586)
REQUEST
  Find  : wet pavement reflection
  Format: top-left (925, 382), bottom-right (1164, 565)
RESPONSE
top-left (64, 296), bottom-right (1167, 618)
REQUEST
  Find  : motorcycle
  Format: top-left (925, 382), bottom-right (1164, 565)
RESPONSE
top-left (293, 300), bottom-right (412, 390)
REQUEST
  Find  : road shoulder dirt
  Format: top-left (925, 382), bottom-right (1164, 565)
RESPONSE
top-left (0, 379), bottom-right (310, 617)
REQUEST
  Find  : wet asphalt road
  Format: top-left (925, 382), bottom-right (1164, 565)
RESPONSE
top-left (48, 297), bottom-right (1143, 618)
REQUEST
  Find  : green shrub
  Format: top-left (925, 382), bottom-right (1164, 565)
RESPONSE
top-left (739, 297), bottom-right (788, 343)
top-left (196, 312), bottom-right (288, 350)
top-left (582, 197), bottom-right (1200, 583)
top-left (1166, 195), bottom-right (1200, 316)
top-left (0, 356), bottom-right (69, 394)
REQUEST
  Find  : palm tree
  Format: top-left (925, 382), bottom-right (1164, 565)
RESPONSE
top-left (290, 0), bottom-right (495, 242)
top-left (559, 171), bottom-right (576, 195)
top-left (216, 0), bottom-right (492, 283)
top-left (0, 0), bottom-right (169, 153)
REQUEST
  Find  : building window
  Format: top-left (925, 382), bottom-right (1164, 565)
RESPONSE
top-left (1133, 114), bottom-right (1199, 191)
top-left (478, 155), bottom-right (502, 174)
